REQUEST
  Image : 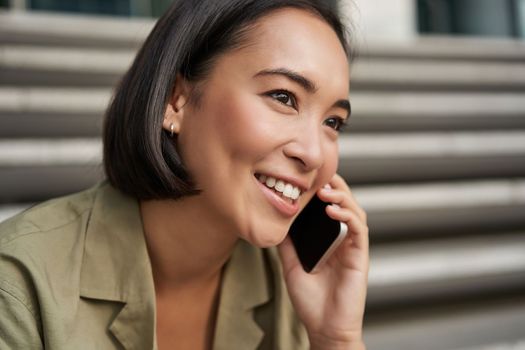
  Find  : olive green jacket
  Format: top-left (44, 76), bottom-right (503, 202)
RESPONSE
top-left (0, 182), bottom-right (308, 349)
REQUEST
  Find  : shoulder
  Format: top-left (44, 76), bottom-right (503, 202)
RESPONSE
top-left (0, 184), bottom-right (100, 316)
top-left (0, 184), bottom-right (105, 348)
top-left (0, 185), bottom-right (98, 246)
top-left (0, 185), bottom-right (100, 277)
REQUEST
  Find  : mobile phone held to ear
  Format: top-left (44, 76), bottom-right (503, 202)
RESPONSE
top-left (288, 195), bottom-right (348, 273)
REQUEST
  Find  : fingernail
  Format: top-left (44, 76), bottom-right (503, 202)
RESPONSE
top-left (320, 187), bottom-right (332, 194)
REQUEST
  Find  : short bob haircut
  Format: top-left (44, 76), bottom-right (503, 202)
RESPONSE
top-left (103, 0), bottom-right (351, 200)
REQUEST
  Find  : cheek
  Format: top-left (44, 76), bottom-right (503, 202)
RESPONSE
top-left (212, 94), bottom-right (278, 160)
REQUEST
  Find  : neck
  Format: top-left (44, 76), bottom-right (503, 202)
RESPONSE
top-left (140, 195), bottom-right (238, 292)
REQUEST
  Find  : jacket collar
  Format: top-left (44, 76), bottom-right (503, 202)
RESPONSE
top-left (79, 183), bottom-right (272, 350)
top-left (79, 182), bottom-right (156, 349)
top-left (213, 239), bottom-right (272, 350)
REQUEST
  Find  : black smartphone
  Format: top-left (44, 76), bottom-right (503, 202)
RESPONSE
top-left (288, 195), bottom-right (348, 273)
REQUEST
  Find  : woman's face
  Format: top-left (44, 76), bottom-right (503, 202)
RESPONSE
top-left (176, 8), bottom-right (350, 247)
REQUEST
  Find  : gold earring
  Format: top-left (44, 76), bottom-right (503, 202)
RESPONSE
top-left (170, 122), bottom-right (175, 137)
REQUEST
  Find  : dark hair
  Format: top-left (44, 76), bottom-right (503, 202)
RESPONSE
top-left (103, 0), bottom-right (351, 200)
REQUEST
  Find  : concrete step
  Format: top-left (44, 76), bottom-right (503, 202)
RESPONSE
top-left (3, 44), bottom-right (525, 89)
top-left (368, 232), bottom-right (525, 307)
top-left (0, 139), bottom-right (101, 166)
top-left (362, 36), bottom-right (525, 61)
top-left (0, 87), bottom-right (109, 137)
top-left (364, 294), bottom-right (525, 350)
top-left (349, 92), bottom-right (525, 132)
top-left (0, 165), bottom-right (103, 203)
top-left (0, 45), bottom-right (132, 86)
top-left (0, 87), bottom-right (109, 113)
top-left (0, 139), bottom-right (102, 202)
top-left (0, 10), bottom-right (152, 48)
top-left (354, 179), bottom-right (525, 239)
top-left (351, 58), bottom-right (525, 91)
top-left (340, 131), bottom-right (525, 183)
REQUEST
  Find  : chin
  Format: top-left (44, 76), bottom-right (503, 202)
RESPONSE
top-left (245, 227), bottom-right (289, 248)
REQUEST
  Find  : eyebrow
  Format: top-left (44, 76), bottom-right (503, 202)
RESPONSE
top-left (335, 99), bottom-right (352, 119)
top-left (254, 67), bottom-right (352, 119)
top-left (254, 68), bottom-right (318, 93)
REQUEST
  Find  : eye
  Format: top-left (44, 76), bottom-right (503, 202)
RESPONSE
top-left (324, 117), bottom-right (347, 132)
top-left (266, 90), bottom-right (297, 109)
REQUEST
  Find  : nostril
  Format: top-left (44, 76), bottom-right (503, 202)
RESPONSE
top-left (290, 155), bottom-right (307, 168)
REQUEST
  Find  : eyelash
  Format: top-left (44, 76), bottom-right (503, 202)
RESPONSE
top-left (266, 89), bottom-right (298, 109)
top-left (265, 89), bottom-right (347, 132)
top-left (323, 117), bottom-right (348, 132)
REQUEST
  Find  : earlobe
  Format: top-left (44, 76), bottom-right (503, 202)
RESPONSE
top-left (162, 103), bottom-right (183, 136)
top-left (162, 75), bottom-right (189, 136)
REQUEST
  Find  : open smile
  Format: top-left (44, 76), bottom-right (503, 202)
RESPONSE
top-left (254, 173), bottom-right (304, 217)
top-left (255, 173), bottom-right (303, 200)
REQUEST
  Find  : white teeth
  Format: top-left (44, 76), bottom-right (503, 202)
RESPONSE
top-left (258, 174), bottom-right (302, 200)
top-left (283, 184), bottom-right (293, 197)
top-left (291, 187), bottom-right (300, 200)
top-left (265, 177), bottom-right (276, 188)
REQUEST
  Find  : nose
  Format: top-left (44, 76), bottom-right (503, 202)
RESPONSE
top-left (283, 122), bottom-right (324, 171)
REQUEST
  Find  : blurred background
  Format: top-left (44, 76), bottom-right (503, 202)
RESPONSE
top-left (0, 0), bottom-right (524, 349)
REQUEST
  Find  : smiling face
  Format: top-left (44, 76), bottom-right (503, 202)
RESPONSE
top-left (171, 8), bottom-right (350, 247)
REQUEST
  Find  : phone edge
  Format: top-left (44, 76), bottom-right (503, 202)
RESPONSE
top-left (309, 222), bottom-right (348, 274)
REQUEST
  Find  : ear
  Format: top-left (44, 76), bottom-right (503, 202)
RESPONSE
top-left (162, 74), bottom-right (190, 136)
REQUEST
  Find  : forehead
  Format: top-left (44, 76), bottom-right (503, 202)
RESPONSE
top-left (212, 8), bottom-right (350, 94)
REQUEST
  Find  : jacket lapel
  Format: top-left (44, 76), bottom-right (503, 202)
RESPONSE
top-left (213, 240), bottom-right (272, 350)
top-left (109, 301), bottom-right (156, 350)
top-left (79, 183), bottom-right (157, 350)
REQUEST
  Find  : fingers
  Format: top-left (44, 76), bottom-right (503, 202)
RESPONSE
top-left (328, 173), bottom-right (350, 192)
top-left (317, 174), bottom-right (369, 251)
top-left (326, 204), bottom-right (369, 251)
top-left (317, 185), bottom-right (367, 223)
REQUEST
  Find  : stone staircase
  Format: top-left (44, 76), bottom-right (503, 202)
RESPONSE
top-left (350, 39), bottom-right (525, 350)
top-left (1, 10), bottom-right (525, 350)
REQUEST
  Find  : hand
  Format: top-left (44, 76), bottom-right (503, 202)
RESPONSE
top-left (278, 174), bottom-right (369, 350)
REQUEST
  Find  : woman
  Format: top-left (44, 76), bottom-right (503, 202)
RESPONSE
top-left (0, 0), bottom-right (369, 349)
